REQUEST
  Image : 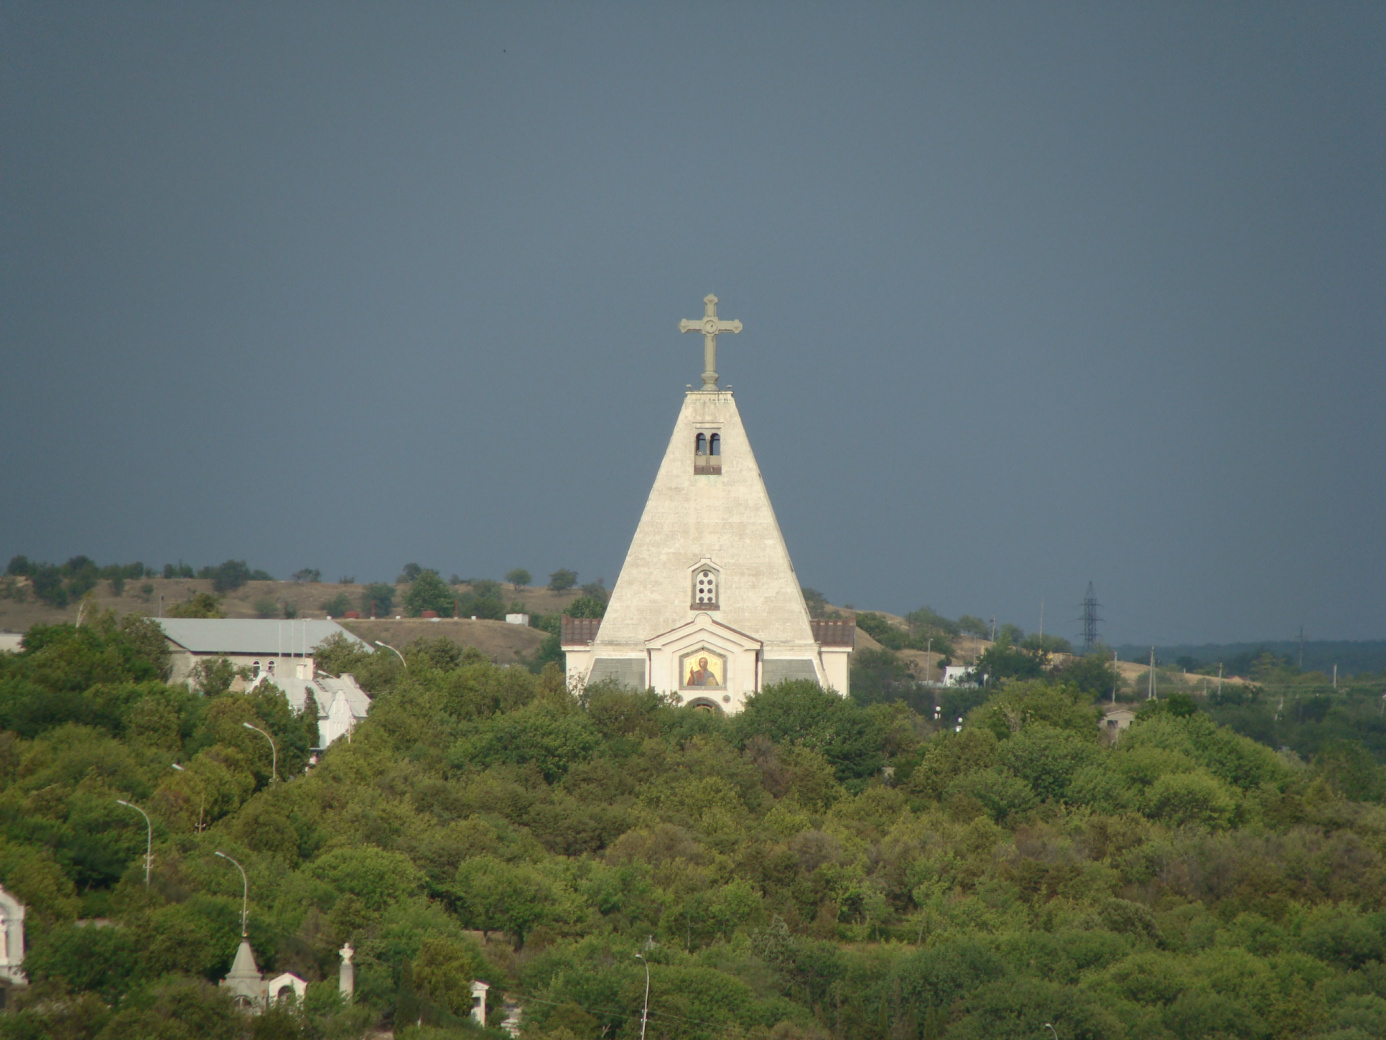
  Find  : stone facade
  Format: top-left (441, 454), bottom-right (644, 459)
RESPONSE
top-left (564, 388), bottom-right (851, 708)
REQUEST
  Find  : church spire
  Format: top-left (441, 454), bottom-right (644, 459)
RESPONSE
top-left (678, 294), bottom-right (742, 390)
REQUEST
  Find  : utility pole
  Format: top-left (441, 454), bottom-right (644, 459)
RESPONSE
top-left (1147, 647), bottom-right (1156, 700)
top-left (1217, 663), bottom-right (1223, 695)
top-left (1112, 650), bottom-right (1118, 706)
top-left (989, 616), bottom-right (996, 641)
top-left (1299, 625), bottom-right (1304, 671)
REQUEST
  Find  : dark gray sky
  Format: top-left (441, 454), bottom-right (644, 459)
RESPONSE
top-left (3, 4), bottom-right (1383, 645)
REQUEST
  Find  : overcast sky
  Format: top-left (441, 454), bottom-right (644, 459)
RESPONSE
top-left (3, 4), bottom-right (1382, 645)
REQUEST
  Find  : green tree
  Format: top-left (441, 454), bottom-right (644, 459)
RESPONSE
top-left (564, 595), bottom-right (606, 619)
top-left (736, 681), bottom-right (884, 782)
top-left (967, 642), bottom-right (1047, 685)
top-left (1021, 633), bottom-right (1074, 654)
top-left (958, 614), bottom-right (990, 638)
top-left (404, 570), bottom-right (454, 617)
top-left (291, 568), bottom-right (321, 583)
top-left (197, 560), bottom-right (253, 593)
top-left (452, 855), bottom-right (557, 947)
top-left (506, 568), bottom-right (532, 587)
top-left (361, 582), bottom-right (395, 617)
top-left (1057, 650), bottom-right (1120, 697)
top-left (168, 592), bottom-right (225, 618)
top-left (320, 592), bottom-right (353, 616)
top-left (548, 569), bottom-right (578, 592)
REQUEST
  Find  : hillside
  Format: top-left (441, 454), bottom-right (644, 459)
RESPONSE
top-left (3, 622), bottom-right (1386, 1039)
top-left (0, 576), bottom-right (584, 632)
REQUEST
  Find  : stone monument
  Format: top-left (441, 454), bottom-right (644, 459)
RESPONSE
top-left (338, 942), bottom-right (355, 1001)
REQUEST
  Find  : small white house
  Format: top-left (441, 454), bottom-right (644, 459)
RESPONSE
top-left (942, 665), bottom-right (978, 687)
top-left (251, 672), bottom-right (371, 749)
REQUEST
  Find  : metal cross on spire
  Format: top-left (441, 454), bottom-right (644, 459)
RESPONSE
top-left (679, 294), bottom-right (742, 390)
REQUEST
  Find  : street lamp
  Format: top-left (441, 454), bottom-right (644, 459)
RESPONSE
top-left (634, 953), bottom-right (650, 1040)
top-left (375, 640), bottom-right (407, 668)
top-left (242, 721), bottom-right (277, 783)
top-left (115, 799), bottom-right (152, 887)
top-left (215, 850), bottom-right (249, 937)
top-left (171, 763), bottom-right (205, 833)
top-left (1044, 1024), bottom-right (1059, 1040)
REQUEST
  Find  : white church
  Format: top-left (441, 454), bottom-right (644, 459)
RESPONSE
top-left (562, 295), bottom-right (854, 711)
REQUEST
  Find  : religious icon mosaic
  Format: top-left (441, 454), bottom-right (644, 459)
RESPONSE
top-left (679, 647), bottom-right (726, 690)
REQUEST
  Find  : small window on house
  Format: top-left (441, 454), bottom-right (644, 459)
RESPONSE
top-left (252, 660), bottom-right (261, 678)
top-left (695, 433), bottom-right (707, 455)
top-left (693, 569), bottom-right (718, 607)
top-left (267, 660), bottom-right (275, 675)
top-left (709, 433), bottom-right (720, 456)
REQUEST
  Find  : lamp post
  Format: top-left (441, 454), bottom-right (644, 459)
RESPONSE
top-left (242, 721), bottom-right (277, 783)
top-left (215, 851), bottom-right (249, 936)
top-left (171, 763), bottom-right (205, 833)
top-left (1044, 1024), bottom-right (1059, 1040)
top-left (115, 799), bottom-right (152, 887)
top-left (375, 640), bottom-right (407, 669)
top-left (634, 953), bottom-right (650, 1040)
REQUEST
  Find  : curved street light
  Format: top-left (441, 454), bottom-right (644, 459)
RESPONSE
top-left (634, 953), bottom-right (650, 1040)
top-left (1045, 1024), bottom-right (1059, 1040)
top-left (374, 640), bottom-right (407, 669)
top-left (115, 798), bottom-right (152, 887)
top-left (215, 850), bottom-right (250, 936)
top-left (171, 763), bottom-right (206, 833)
top-left (242, 721), bottom-right (278, 783)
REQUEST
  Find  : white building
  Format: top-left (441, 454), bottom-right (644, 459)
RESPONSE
top-left (158, 618), bottom-right (371, 687)
top-left (563, 296), bottom-right (853, 711)
top-left (250, 671), bottom-right (371, 749)
top-left (0, 885), bottom-right (26, 989)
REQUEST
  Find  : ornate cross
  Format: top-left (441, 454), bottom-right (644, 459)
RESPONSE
top-left (679, 294), bottom-right (742, 390)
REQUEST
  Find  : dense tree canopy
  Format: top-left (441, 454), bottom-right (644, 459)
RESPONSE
top-left (2, 624), bottom-right (1386, 1040)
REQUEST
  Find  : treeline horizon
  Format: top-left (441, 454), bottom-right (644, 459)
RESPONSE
top-left (6, 553), bottom-right (1379, 677)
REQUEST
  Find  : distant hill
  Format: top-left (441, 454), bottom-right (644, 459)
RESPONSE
top-left (1116, 640), bottom-right (1386, 679)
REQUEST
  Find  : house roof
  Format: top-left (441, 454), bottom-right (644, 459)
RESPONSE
top-left (157, 618), bottom-right (369, 655)
top-left (253, 672), bottom-right (371, 719)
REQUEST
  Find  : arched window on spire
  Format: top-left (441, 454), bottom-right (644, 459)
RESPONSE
top-left (694, 430), bottom-right (722, 474)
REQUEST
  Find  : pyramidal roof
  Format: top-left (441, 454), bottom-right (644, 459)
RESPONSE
top-left (594, 389), bottom-right (816, 652)
top-left (226, 938), bottom-right (262, 981)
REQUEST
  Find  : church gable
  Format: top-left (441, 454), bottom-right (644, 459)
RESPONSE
top-left (566, 295), bottom-right (851, 705)
top-left (593, 390), bottom-right (815, 650)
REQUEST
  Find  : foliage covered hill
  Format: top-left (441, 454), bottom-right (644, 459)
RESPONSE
top-left (3, 622), bottom-right (1386, 1039)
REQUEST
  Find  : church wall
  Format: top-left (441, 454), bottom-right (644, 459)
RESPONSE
top-left (567, 374), bottom-right (852, 711)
